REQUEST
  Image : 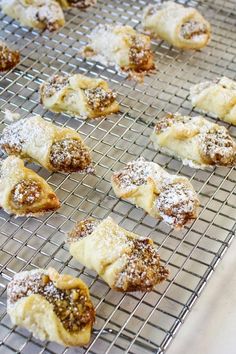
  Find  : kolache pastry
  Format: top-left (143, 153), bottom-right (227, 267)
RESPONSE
top-left (1, 0), bottom-right (65, 32)
top-left (40, 74), bottom-right (119, 119)
top-left (0, 112), bottom-right (94, 173)
top-left (68, 216), bottom-right (169, 292)
top-left (57, 0), bottom-right (96, 8)
top-left (7, 268), bottom-right (95, 346)
top-left (112, 157), bottom-right (199, 228)
top-left (190, 77), bottom-right (236, 125)
top-left (0, 41), bottom-right (20, 72)
top-left (0, 156), bottom-right (60, 216)
top-left (142, 1), bottom-right (211, 50)
top-left (151, 113), bottom-right (236, 169)
top-left (82, 24), bottom-right (155, 80)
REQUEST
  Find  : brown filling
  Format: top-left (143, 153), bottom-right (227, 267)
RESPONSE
top-left (49, 138), bottom-right (92, 172)
top-left (67, 0), bottom-right (96, 7)
top-left (11, 180), bottom-right (42, 207)
top-left (129, 37), bottom-right (154, 72)
top-left (68, 218), bottom-right (100, 243)
top-left (180, 20), bottom-right (207, 40)
top-left (200, 127), bottom-right (236, 166)
top-left (156, 182), bottom-right (198, 227)
top-left (84, 87), bottom-right (116, 112)
top-left (115, 238), bottom-right (169, 292)
top-left (0, 43), bottom-right (20, 72)
top-left (41, 75), bottom-right (70, 98)
top-left (155, 113), bottom-right (191, 134)
top-left (8, 272), bottom-right (95, 333)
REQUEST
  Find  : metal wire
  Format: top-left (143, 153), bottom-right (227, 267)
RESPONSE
top-left (0, 0), bottom-right (235, 353)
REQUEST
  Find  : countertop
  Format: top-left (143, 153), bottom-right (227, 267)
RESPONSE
top-left (167, 236), bottom-right (236, 354)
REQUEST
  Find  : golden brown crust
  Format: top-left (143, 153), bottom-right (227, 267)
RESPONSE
top-left (0, 42), bottom-right (20, 72)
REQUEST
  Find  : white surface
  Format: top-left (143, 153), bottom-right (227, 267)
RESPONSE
top-left (167, 237), bottom-right (236, 354)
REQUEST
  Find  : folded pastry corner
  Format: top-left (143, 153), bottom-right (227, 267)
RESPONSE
top-left (0, 41), bottom-right (20, 72)
top-left (0, 113), bottom-right (94, 173)
top-left (190, 76), bottom-right (236, 125)
top-left (142, 1), bottom-right (211, 50)
top-left (82, 24), bottom-right (155, 81)
top-left (68, 217), bottom-right (169, 292)
top-left (0, 156), bottom-right (60, 216)
top-left (57, 0), bottom-right (96, 8)
top-left (7, 268), bottom-right (95, 346)
top-left (1, 0), bottom-right (65, 32)
top-left (112, 157), bottom-right (199, 228)
top-left (151, 113), bottom-right (236, 168)
top-left (40, 74), bottom-right (119, 119)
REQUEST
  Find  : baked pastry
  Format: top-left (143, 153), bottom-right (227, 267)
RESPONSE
top-left (1, 0), bottom-right (65, 32)
top-left (68, 216), bottom-right (169, 292)
top-left (142, 1), bottom-right (211, 50)
top-left (57, 0), bottom-right (96, 8)
top-left (0, 113), bottom-right (94, 173)
top-left (82, 24), bottom-right (155, 80)
top-left (40, 74), bottom-right (119, 119)
top-left (7, 268), bottom-right (95, 346)
top-left (151, 113), bottom-right (236, 169)
top-left (0, 41), bottom-right (20, 72)
top-left (0, 156), bottom-right (60, 216)
top-left (112, 157), bottom-right (199, 228)
top-left (190, 77), bottom-right (236, 125)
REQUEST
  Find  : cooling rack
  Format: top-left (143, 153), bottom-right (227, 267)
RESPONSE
top-left (0, 0), bottom-right (235, 353)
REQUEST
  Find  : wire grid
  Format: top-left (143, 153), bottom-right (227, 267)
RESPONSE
top-left (0, 0), bottom-right (235, 353)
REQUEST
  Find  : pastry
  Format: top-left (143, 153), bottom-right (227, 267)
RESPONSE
top-left (190, 77), bottom-right (236, 125)
top-left (0, 156), bottom-right (60, 216)
top-left (7, 268), bottom-right (95, 346)
top-left (0, 112), bottom-right (94, 173)
top-left (112, 157), bottom-right (199, 228)
top-left (142, 1), bottom-right (211, 50)
top-left (40, 74), bottom-right (119, 119)
top-left (0, 41), bottom-right (20, 72)
top-left (68, 216), bottom-right (169, 292)
top-left (82, 24), bottom-right (155, 80)
top-left (57, 0), bottom-right (96, 8)
top-left (150, 113), bottom-right (236, 168)
top-left (1, 0), bottom-right (65, 32)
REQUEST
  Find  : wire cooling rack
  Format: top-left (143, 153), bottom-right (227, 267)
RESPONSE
top-left (0, 0), bottom-right (235, 353)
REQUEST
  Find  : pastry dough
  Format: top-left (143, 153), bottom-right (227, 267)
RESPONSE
top-left (40, 74), bottom-right (119, 119)
top-left (68, 216), bottom-right (169, 292)
top-left (57, 0), bottom-right (96, 8)
top-left (112, 157), bottom-right (199, 228)
top-left (0, 156), bottom-right (60, 216)
top-left (151, 113), bottom-right (236, 168)
top-left (7, 268), bottom-right (95, 346)
top-left (0, 41), bottom-right (20, 72)
top-left (0, 113), bottom-right (94, 173)
top-left (82, 24), bottom-right (155, 80)
top-left (142, 1), bottom-right (211, 50)
top-left (1, 0), bottom-right (65, 32)
top-left (190, 77), bottom-right (236, 125)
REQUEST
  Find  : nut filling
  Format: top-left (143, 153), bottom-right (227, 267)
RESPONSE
top-left (84, 87), bottom-right (117, 111)
top-left (180, 20), bottom-right (207, 40)
top-left (200, 127), bottom-right (236, 165)
top-left (129, 37), bottom-right (152, 71)
top-left (156, 183), bottom-right (198, 227)
top-left (155, 113), bottom-right (190, 133)
top-left (68, 0), bottom-right (96, 7)
top-left (0, 42), bottom-right (20, 72)
top-left (49, 139), bottom-right (92, 172)
top-left (11, 180), bottom-right (42, 207)
top-left (115, 238), bottom-right (169, 292)
top-left (8, 272), bottom-right (94, 332)
top-left (42, 75), bottom-right (70, 98)
top-left (68, 218), bottom-right (100, 243)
